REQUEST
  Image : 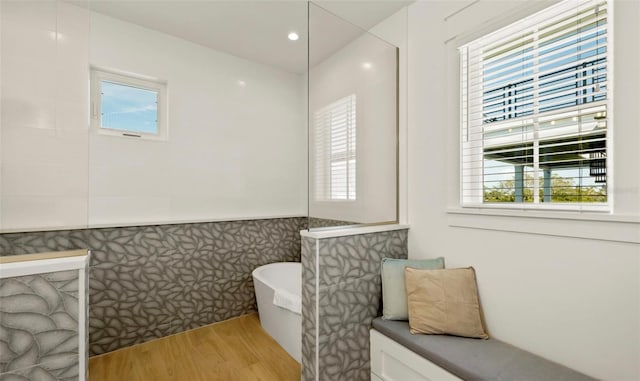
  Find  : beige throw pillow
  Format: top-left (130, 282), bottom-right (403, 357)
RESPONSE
top-left (405, 267), bottom-right (489, 339)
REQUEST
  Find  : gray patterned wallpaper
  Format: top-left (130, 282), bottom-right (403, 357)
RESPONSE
top-left (307, 217), bottom-right (356, 229)
top-left (301, 229), bottom-right (408, 381)
top-left (0, 217), bottom-right (307, 356)
top-left (301, 236), bottom-right (317, 381)
top-left (0, 270), bottom-right (81, 381)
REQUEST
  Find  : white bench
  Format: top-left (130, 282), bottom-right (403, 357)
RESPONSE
top-left (370, 318), bottom-right (596, 381)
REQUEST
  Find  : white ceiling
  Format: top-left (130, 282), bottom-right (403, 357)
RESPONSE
top-left (83, 0), bottom-right (411, 73)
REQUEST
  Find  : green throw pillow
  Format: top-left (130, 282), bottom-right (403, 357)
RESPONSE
top-left (381, 257), bottom-right (445, 320)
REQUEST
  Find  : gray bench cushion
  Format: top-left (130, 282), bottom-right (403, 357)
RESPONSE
top-left (372, 318), bottom-right (597, 381)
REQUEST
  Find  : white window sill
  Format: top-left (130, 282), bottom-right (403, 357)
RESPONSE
top-left (447, 208), bottom-right (640, 244)
top-left (96, 128), bottom-right (169, 142)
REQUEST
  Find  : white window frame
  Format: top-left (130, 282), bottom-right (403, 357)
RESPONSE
top-left (458, 0), bottom-right (612, 213)
top-left (90, 67), bottom-right (168, 141)
top-left (313, 94), bottom-right (357, 202)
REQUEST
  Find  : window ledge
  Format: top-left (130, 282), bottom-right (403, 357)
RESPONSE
top-left (447, 208), bottom-right (640, 244)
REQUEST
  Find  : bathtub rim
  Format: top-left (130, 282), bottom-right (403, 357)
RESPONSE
top-left (251, 261), bottom-right (302, 295)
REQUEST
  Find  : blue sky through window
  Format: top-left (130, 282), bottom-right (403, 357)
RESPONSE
top-left (101, 81), bottom-right (158, 134)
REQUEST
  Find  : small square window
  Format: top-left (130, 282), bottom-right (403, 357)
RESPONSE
top-left (91, 68), bottom-right (167, 140)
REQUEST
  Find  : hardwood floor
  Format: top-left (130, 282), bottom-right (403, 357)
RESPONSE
top-left (88, 313), bottom-right (301, 381)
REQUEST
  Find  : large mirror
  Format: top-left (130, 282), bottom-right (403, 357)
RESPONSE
top-left (308, 3), bottom-right (399, 230)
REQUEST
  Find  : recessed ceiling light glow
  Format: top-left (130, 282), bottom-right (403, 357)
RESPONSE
top-left (237, 80), bottom-right (246, 87)
top-left (362, 62), bottom-right (373, 70)
top-left (288, 32), bottom-right (299, 41)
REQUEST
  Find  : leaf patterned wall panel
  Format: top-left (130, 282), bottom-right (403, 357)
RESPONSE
top-left (301, 236), bottom-right (317, 381)
top-left (0, 270), bottom-right (80, 381)
top-left (316, 229), bottom-right (408, 381)
top-left (0, 217), bottom-right (307, 356)
top-left (301, 228), bottom-right (408, 381)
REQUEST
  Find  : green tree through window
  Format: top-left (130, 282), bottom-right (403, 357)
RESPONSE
top-left (484, 173), bottom-right (607, 203)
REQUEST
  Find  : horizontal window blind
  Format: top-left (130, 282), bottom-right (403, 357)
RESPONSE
top-left (460, 0), bottom-right (609, 210)
top-left (313, 94), bottom-right (356, 201)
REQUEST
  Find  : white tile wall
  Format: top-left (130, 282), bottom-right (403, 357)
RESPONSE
top-left (0, 2), bottom-right (57, 61)
top-left (1, 1), bottom-right (90, 231)
top-left (1, 2), bottom-right (307, 231)
top-left (88, 12), bottom-right (307, 227)
top-left (2, 196), bottom-right (88, 231)
top-left (90, 164), bottom-right (171, 197)
top-left (88, 196), bottom-right (171, 227)
top-left (3, 164), bottom-right (87, 197)
top-left (1, 128), bottom-right (88, 166)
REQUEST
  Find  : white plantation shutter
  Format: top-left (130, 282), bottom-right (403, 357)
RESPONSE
top-left (314, 94), bottom-right (356, 201)
top-left (460, 0), bottom-right (609, 210)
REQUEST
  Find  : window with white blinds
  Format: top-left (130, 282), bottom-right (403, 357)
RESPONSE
top-left (313, 94), bottom-right (356, 201)
top-left (460, 0), bottom-right (610, 210)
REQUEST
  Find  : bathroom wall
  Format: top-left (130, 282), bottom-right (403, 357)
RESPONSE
top-left (301, 227), bottom-right (408, 381)
top-left (1, 2), bottom-right (309, 357)
top-left (0, 217), bottom-right (306, 356)
top-left (0, 1), bottom-right (90, 231)
top-left (88, 12), bottom-right (307, 227)
top-left (1, 2), bottom-right (307, 232)
top-left (407, 1), bottom-right (640, 380)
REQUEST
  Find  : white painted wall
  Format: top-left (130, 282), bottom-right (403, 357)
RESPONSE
top-left (0, 1), bottom-right (90, 232)
top-left (407, 1), bottom-right (640, 380)
top-left (309, 15), bottom-right (397, 224)
top-left (88, 12), bottom-right (307, 227)
top-left (370, 8), bottom-right (408, 225)
top-left (1, 4), bottom-right (308, 231)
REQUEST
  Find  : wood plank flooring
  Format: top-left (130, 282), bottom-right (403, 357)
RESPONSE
top-left (88, 313), bottom-right (301, 381)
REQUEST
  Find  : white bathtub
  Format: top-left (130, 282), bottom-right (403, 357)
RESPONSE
top-left (252, 262), bottom-right (301, 363)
